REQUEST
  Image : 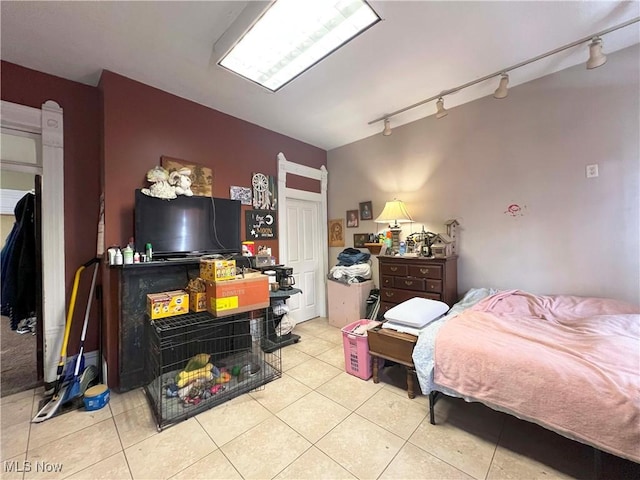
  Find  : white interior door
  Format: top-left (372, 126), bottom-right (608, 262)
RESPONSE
top-left (286, 198), bottom-right (321, 323)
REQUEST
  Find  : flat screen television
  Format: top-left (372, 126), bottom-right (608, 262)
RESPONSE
top-left (134, 189), bottom-right (241, 258)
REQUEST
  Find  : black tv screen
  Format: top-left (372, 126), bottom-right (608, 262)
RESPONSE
top-left (134, 189), bottom-right (241, 258)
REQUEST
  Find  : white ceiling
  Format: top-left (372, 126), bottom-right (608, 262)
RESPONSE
top-left (2, 1), bottom-right (639, 151)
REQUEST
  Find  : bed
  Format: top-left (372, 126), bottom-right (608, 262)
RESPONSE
top-left (411, 288), bottom-right (640, 463)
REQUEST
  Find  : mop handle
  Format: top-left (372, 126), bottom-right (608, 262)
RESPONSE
top-left (73, 260), bottom-right (99, 376)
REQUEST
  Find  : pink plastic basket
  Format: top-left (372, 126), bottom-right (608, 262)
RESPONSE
top-left (341, 319), bottom-right (375, 380)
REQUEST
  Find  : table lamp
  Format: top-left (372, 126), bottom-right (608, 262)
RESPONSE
top-left (374, 199), bottom-right (413, 253)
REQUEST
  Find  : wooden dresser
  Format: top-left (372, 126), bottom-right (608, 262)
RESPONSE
top-left (377, 255), bottom-right (458, 316)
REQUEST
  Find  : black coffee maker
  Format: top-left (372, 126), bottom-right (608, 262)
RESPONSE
top-left (275, 266), bottom-right (295, 290)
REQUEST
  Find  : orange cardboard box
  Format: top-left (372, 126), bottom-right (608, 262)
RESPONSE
top-left (206, 275), bottom-right (269, 317)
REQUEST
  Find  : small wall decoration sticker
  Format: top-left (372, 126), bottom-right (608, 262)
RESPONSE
top-left (246, 210), bottom-right (278, 240)
top-left (252, 172), bottom-right (277, 210)
top-left (230, 186), bottom-right (252, 205)
top-left (504, 203), bottom-right (527, 217)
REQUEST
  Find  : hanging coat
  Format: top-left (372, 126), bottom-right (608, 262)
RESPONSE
top-left (1, 192), bottom-right (36, 329)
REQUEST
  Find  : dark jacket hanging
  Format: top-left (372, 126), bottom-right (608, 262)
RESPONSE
top-left (1, 192), bottom-right (36, 329)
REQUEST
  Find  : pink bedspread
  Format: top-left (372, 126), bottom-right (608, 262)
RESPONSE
top-left (434, 290), bottom-right (640, 462)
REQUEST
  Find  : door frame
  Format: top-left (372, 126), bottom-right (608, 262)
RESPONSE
top-left (1, 100), bottom-right (66, 384)
top-left (277, 152), bottom-right (328, 317)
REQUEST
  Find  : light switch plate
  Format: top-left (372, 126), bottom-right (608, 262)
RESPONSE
top-left (586, 164), bottom-right (599, 178)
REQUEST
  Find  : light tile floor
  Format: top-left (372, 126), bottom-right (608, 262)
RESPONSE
top-left (1, 317), bottom-right (638, 480)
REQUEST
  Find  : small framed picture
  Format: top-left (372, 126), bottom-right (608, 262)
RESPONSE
top-left (353, 233), bottom-right (368, 248)
top-left (359, 201), bottom-right (373, 221)
top-left (329, 219), bottom-right (345, 247)
top-left (346, 210), bottom-right (359, 228)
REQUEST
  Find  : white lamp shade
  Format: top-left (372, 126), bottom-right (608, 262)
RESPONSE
top-left (375, 199), bottom-right (413, 227)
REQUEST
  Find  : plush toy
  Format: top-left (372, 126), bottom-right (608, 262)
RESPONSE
top-left (141, 166), bottom-right (177, 200)
top-left (169, 167), bottom-right (194, 197)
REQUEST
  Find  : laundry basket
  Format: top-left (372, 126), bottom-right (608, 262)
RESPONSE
top-left (341, 319), bottom-right (378, 380)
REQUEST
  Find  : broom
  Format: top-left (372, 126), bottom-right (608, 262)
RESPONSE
top-left (65, 259), bottom-right (100, 401)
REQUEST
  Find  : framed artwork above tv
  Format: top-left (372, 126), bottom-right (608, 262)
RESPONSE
top-left (161, 156), bottom-right (213, 197)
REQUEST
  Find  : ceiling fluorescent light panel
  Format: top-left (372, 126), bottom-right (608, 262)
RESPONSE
top-left (218, 0), bottom-right (380, 91)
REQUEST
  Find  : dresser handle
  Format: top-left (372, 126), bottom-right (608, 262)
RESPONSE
top-left (385, 291), bottom-right (395, 298)
top-left (404, 280), bottom-right (413, 286)
top-left (420, 268), bottom-right (429, 274)
top-left (430, 285), bottom-right (437, 289)
top-left (390, 266), bottom-right (398, 272)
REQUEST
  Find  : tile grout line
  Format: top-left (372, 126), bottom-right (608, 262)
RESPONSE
top-left (484, 414), bottom-right (506, 480)
top-left (110, 405), bottom-right (138, 480)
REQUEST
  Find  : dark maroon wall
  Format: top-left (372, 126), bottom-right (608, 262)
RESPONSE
top-left (1, 61), bottom-right (101, 355)
top-left (99, 70), bottom-right (326, 387)
top-left (99, 70), bottom-right (326, 251)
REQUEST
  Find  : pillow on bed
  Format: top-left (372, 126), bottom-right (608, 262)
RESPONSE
top-left (384, 297), bottom-right (449, 328)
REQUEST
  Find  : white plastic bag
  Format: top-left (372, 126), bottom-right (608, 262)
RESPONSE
top-left (276, 313), bottom-right (294, 336)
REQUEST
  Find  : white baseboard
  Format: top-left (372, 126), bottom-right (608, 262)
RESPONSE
top-left (64, 349), bottom-right (100, 373)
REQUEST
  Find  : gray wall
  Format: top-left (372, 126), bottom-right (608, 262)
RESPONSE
top-left (327, 44), bottom-right (639, 305)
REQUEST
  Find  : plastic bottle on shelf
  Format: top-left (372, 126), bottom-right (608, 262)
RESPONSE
top-left (385, 230), bottom-right (393, 249)
top-left (123, 245), bottom-right (134, 265)
top-left (145, 243), bottom-right (153, 262)
top-left (114, 249), bottom-right (123, 265)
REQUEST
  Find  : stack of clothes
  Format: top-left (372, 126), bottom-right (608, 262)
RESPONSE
top-left (328, 248), bottom-right (372, 284)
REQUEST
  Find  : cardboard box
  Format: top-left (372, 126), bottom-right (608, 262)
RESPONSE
top-left (189, 292), bottom-right (207, 313)
top-left (187, 277), bottom-right (207, 313)
top-left (206, 275), bottom-right (269, 317)
top-left (147, 290), bottom-right (189, 319)
top-left (200, 258), bottom-right (236, 282)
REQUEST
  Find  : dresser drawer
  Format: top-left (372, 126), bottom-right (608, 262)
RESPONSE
top-left (393, 277), bottom-right (426, 292)
top-left (381, 264), bottom-right (409, 277)
top-left (381, 275), bottom-right (394, 288)
top-left (408, 264), bottom-right (442, 279)
top-left (367, 327), bottom-right (417, 366)
top-left (380, 287), bottom-right (440, 304)
top-left (380, 301), bottom-right (395, 317)
top-left (426, 279), bottom-right (443, 294)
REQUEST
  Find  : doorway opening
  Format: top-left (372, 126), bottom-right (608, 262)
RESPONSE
top-left (1, 130), bottom-right (43, 397)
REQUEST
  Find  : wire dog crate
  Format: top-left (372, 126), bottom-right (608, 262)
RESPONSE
top-left (144, 311), bottom-right (281, 431)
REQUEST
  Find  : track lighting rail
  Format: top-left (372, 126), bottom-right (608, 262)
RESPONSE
top-left (368, 16), bottom-right (639, 126)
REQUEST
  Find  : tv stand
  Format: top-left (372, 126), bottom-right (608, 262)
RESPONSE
top-left (262, 288), bottom-right (302, 353)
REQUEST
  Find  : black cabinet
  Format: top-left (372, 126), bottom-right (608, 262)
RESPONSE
top-left (262, 289), bottom-right (302, 353)
top-left (113, 259), bottom-right (200, 392)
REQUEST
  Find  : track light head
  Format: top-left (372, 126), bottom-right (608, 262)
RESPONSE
top-left (435, 97), bottom-right (448, 119)
top-left (493, 73), bottom-right (509, 99)
top-left (382, 118), bottom-right (392, 136)
top-left (587, 37), bottom-right (607, 69)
